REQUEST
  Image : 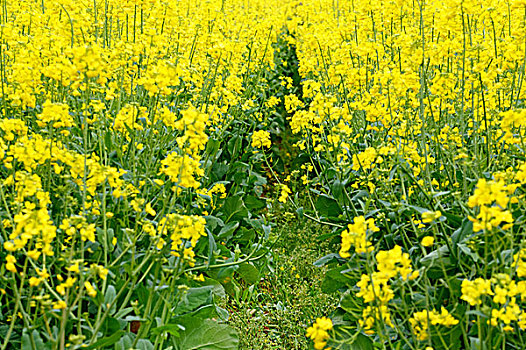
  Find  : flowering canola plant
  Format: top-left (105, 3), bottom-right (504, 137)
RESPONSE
top-left (3, 0), bottom-right (526, 349)
top-left (0, 0), bottom-right (297, 348)
top-left (278, 0), bottom-right (526, 348)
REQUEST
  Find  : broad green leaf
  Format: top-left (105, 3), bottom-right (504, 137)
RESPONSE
top-left (216, 265), bottom-right (238, 284)
top-left (331, 179), bottom-right (345, 202)
top-left (84, 330), bottom-right (125, 350)
top-left (452, 219), bottom-right (474, 245)
top-left (244, 195), bottom-right (266, 210)
top-left (315, 194), bottom-right (342, 217)
top-left (205, 138), bottom-right (221, 156)
top-left (173, 317), bottom-right (239, 350)
top-left (174, 286), bottom-right (214, 316)
top-left (328, 331), bottom-right (373, 350)
top-left (321, 266), bottom-right (349, 293)
top-left (314, 253), bottom-right (342, 267)
top-left (152, 324), bottom-right (183, 337)
top-left (102, 316), bottom-right (124, 335)
top-left (136, 339), bottom-right (155, 350)
top-left (114, 333), bottom-right (134, 350)
top-left (236, 263), bottom-right (260, 284)
top-left (218, 222), bottom-right (239, 239)
top-left (104, 285), bottom-right (117, 316)
top-left (22, 329), bottom-right (48, 350)
top-left (221, 196), bottom-right (249, 223)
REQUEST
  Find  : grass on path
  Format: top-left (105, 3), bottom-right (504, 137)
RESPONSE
top-left (228, 210), bottom-right (339, 349)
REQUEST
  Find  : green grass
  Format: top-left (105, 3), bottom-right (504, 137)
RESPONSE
top-left (227, 209), bottom-right (339, 349)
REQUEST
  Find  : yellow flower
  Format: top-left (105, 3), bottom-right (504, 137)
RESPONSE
top-left (84, 281), bottom-right (97, 298)
top-left (278, 184), bottom-right (291, 203)
top-left (409, 308), bottom-right (458, 340)
top-left (306, 317), bottom-right (333, 350)
top-left (29, 277), bottom-right (42, 287)
top-left (67, 262), bottom-right (80, 274)
top-left (161, 153), bottom-right (204, 189)
top-left (339, 216), bottom-right (378, 257)
top-left (251, 130), bottom-right (271, 149)
top-left (421, 236), bottom-right (434, 247)
top-left (421, 210), bottom-right (442, 223)
top-left (461, 278), bottom-right (494, 306)
top-left (52, 300), bottom-right (67, 310)
top-left (145, 202), bottom-right (156, 216)
top-left (5, 255), bottom-right (17, 273)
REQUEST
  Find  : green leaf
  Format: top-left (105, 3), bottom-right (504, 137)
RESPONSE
top-left (205, 215), bottom-right (224, 232)
top-left (315, 194), bottom-right (342, 217)
top-left (136, 339), bottom-right (155, 350)
top-left (321, 266), bottom-right (349, 293)
top-left (207, 228), bottom-right (217, 266)
top-left (104, 131), bottom-right (113, 150)
top-left (452, 219), bottom-right (474, 245)
top-left (443, 212), bottom-right (463, 226)
top-left (421, 246), bottom-right (456, 279)
top-left (223, 280), bottom-right (240, 298)
top-left (173, 317), bottom-right (239, 350)
top-left (247, 218), bottom-right (271, 240)
top-left (331, 179), bottom-right (345, 202)
top-left (458, 243), bottom-right (480, 262)
top-left (215, 305), bottom-right (230, 321)
top-left (248, 171), bottom-right (267, 188)
top-left (328, 331), bottom-right (373, 350)
top-left (22, 329), bottom-right (48, 350)
top-left (218, 222), bottom-right (239, 239)
top-left (405, 204), bottom-right (431, 214)
top-left (151, 324), bottom-right (183, 337)
top-left (201, 277), bottom-right (227, 299)
top-left (236, 263), bottom-right (260, 284)
top-left (227, 135), bottom-right (243, 158)
top-left (216, 265), bottom-right (238, 284)
top-left (430, 321), bottom-right (462, 350)
top-left (314, 253), bottom-right (342, 267)
top-left (102, 317), bottom-right (124, 335)
top-left (470, 337), bottom-right (481, 350)
top-left (84, 330), bottom-right (125, 350)
top-left (339, 291), bottom-right (363, 322)
top-left (174, 286), bottom-right (214, 316)
top-left (104, 285), bottom-right (117, 316)
top-left (296, 206), bottom-right (304, 218)
top-left (206, 138), bottom-right (221, 156)
top-left (221, 196), bottom-right (249, 223)
top-left (244, 195), bottom-right (266, 210)
top-left (348, 333), bottom-right (373, 350)
top-left (115, 333), bottom-right (134, 350)
top-left (420, 245), bottom-right (451, 267)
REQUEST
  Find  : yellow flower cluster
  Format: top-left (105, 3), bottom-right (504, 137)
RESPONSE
top-left (462, 273), bottom-right (526, 332)
top-left (278, 184), bottom-right (291, 203)
top-left (339, 216), bottom-right (378, 257)
top-left (174, 106), bottom-right (209, 157)
top-left (514, 249), bottom-right (526, 278)
top-left (37, 100), bottom-right (74, 130)
top-left (161, 153), bottom-right (204, 190)
top-left (159, 105), bottom-right (209, 190)
top-left (356, 246), bottom-right (419, 332)
top-left (306, 317), bottom-right (333, 350)
top-left (113, 104), bottom-right (146, 139)
top-left (156, 214), bottom-right (207, 266)
top-left (468, 179), bottom-right (515, 232)
top-left (251, 130), bottom-right (272, 149)
top-left (421, 210), bottom-right (442, 224)
top-left (409, 308), bottom-right (459, 341)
